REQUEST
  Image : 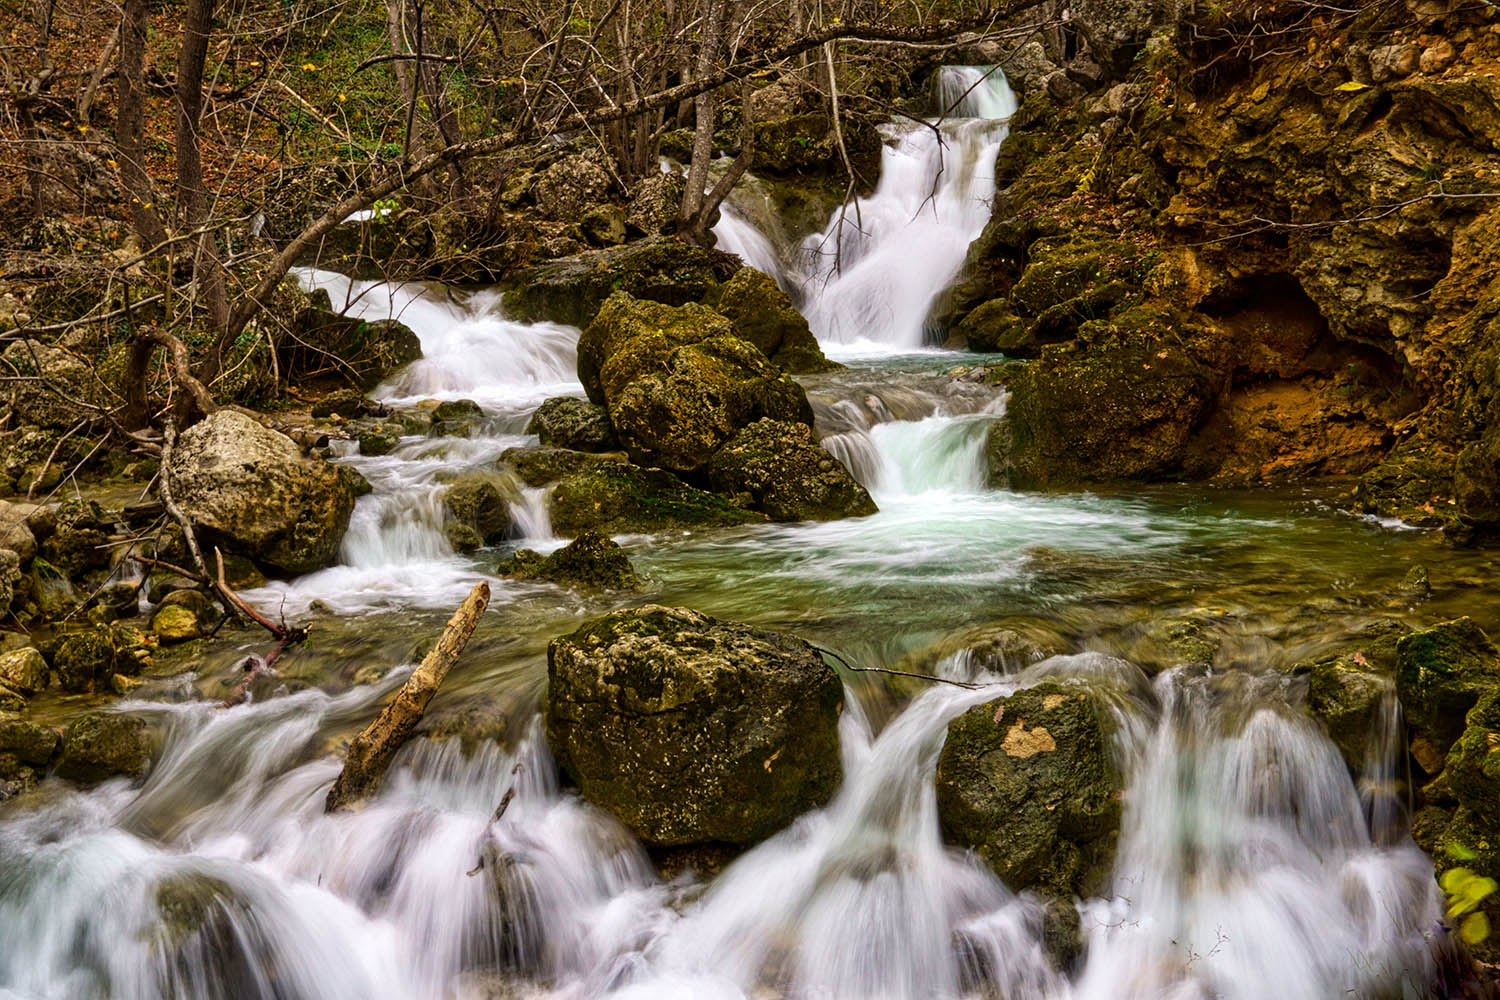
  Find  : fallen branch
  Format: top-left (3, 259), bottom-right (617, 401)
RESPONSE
top-left (219, 639), bottom-right (290, 707)
top-left (325, 580), bottom-right (491, 811)
top-left (214, 547), bottom-right (305, 642)
top-left (813, 644), bottom-right (984, 690)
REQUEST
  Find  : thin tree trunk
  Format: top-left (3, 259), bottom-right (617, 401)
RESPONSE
top-left (174, 0), bottom-right (231, 357)
top-left (678, 0), bottom-right (732, 228)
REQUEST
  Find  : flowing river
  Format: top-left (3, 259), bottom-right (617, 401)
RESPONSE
top-left (0, 66), bottom-right (1487, 1000)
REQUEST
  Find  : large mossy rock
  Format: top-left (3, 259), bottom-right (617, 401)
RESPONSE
top-left (500, 445), bottom-right (624, 487)
top-left (1000, 331), bottom-right (1219, 487)
top-left (442, 475), bottom-right (513, 547)
top-left (166, 410), bottom-right (357, 575)
top-left (1396, 618), bottom-right (1500, 750)
top-left (549, 463), bottom-right (766, 537)
top-left (1, 340), bottom-right (104, 428)
top-left (707, 268), bottom-right (837, 374)
top-left (526, 397), bottom-right (618, 452)
top-left (546, 605), bottom-right (844, 845)
top-left (502, 236), bottom-right (735, 328)
top-left (580, 292), bottom-right (813, 472)
top-left (56, 712), bottom-right (153, 783)
top-left (502, 530), bottom-right (641, 592)
top-left (935, 683), bottom-right (1122, 897)
top-left (706, 419), bottom-right (877, 522)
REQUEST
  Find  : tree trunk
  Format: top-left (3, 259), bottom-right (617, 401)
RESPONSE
top-left (116, 0), bottom-right (168, 249)
top-left (678, 0), bottom-right (732, 229)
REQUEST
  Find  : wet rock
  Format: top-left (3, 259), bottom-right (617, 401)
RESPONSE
top-left (0, 719), bottom-right (59, 766)
top-left (502, 236), bottom-right (734, 328)
top-left (167, 410), bottom-right (357, 575)
top-left (52, 630), bottom-right (119, 693)
top-left (580, 204), bottom-right (627, 247)
top-left (442, 476), bottom-right (512, 545)
top-left (581, 292), bottom-right (813, 472)
top-left (310, 388), bottom-right (373, 419)
top-left (705, 419), bottom-right (877, 522)
top-left (706, 267), bottom-right (837, 374)
top-left (499, 446), bottom-right (624, 487)
top-left (444, 522), bottom-right (484, 554)
top-left (148, 575), bottom-right (202, 604)
top-left (1298, 643), bottom-right (1398, 771)
top-left (533, 155), bottom-right (613, 222)
top-left (546, 605), bottom-right (844, 845)
top-left (549, 463), bottom-right (765, 537)
top-left (1396, 618), bottom-right (1500, 750)
top-left (94, 581), bottom-right (140, 621)
top-left (502, 530), bottom-right (641, 592)
top-left (274, 282), bottom-right (422, 391)
top-left (526, 397), bottom-right (618, 452)
top-left (41, 499), bottom-right (113, 578)
top-left (0, 647), bottom-right (48, 696)
top-left (1438, 688), bottom-right (1500, 830)
top-left (1399, 564), bottom-right (1432, 598)
top-left (954, 300), bottom-right (1034, 355)
top-left (158, 587), bottom-right (217, 622)
top-left (357, 427), bottom-right (401, 456)
top-left (0, 549), bottom-right (19, 619)
top-left (626, 172), bottom-right (685, 237)
top-left (56, 712), bottom-right (153, 783)
top-left (150, 604), bottom-right (202, 644)
top-left (935, 683), bottom-right (1122, 897)
top-left (0, 501), bottom-right (38, 560)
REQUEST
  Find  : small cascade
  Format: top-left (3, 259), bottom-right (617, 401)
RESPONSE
top-left (715, 66), bottom-right (1018, 352)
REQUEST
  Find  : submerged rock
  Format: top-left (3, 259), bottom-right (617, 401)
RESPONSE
top-left (502, 530), bottom-right (641, 592)
top-left (56, 712), bottom-right (153, 783)
top-left (581, 292), bottom-right (813, 472)
top-left (705, 419), bottom-right (877, 522)
top-left (935, 683), bottom-right (1122, 897)
top-left (167, 410), bottom-right (357, 575)
top-left (549, 463), bottom-right (765, 537)
top-left (526, 397), bottom-right (618, 452)
top-left (546, 605), bottom-right (844, 845)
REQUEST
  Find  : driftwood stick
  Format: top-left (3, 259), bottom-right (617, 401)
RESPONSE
top-left (813, 644), bottom-right (984, 690)
top-left (214, 547), bottom-right (304, 641)
top-left (219, 640), bottom-right (289, 708)
top-left (325, 580), bottom-right (491, 811)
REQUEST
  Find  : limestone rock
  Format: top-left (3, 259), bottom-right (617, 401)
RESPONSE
top-left (499, 446), bottom-right (624, 487)
top-left (533, 155), bottom-right (613, 222)
top-left (549, 463), bottom-right (766, 537)
top-left (1396, 618), bottom-right (1500, 750)
top-left (1, 340), bottom-right (102, 428)
top-left (526, 397), bottom-right (618, 452)
top-left (166, 410), bottom-right (357, 574)
top-left (706, 419), bottom-right (877, 522)
top-left (936, 682), bottom-right (1122, 897)
top-left (56, 712), bottom-right (153, 784)
top-left (503, 530), bottom-right (641, 592)
top-left (626, 173), bottom-right (686, 237)
top-left (0, 719), bottom-right (59, 766)
top-left (0, 647), bottom-right (48, 696)
top-left (546, 605), bottom-right (844, 844)
top-left (149, 604), bottom-right (202, 644)
top-left (707, 267), bottom-right (837, 374)
top-left (442, 476), bottom-right (512, 546)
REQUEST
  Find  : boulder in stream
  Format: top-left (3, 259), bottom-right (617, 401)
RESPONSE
top-left (166, 410), bottom-right (357, 575)
top-left (706, 267), bottom-right (838, 374)
top-left (706, 419), bottom-right (877, 522)
top-left (442, 475), bottom-right (513, 547)
top-left (1396, 617), bottom-right (1500, 750)
top-left (56, 712), bottom-right (153, 783)
top-left (526, 397), bottom-right (618, 452)
top-left (580, 292), bottom-right (813, 472)
top-left (935, 682), bottom-right (1122, 897)
top-left (502, 530), bottom-right (641, 592)
top-left (546, 605), bottom-right (844, 845)
top-left (549, 462), bottom-right (765, 537)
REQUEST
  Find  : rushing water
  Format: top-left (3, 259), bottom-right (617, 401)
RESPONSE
top-left (0, 66), bottom-right (1474, 1000)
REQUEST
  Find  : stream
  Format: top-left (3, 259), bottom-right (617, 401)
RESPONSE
top-left (0, 66), bottom-right (1485, 1000)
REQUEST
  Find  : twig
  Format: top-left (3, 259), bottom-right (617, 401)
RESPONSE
top-left (812, 643), bottom-right (984, 689)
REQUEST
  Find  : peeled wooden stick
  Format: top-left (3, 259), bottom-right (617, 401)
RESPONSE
top-left (325, 580), bottom-right (491, 811)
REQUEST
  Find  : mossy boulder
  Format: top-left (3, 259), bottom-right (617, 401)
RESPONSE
top-left (1440, 688), bottom-right (1500, 830)
top-left (1002, 331), bottom-right (1218, 487)
top-left (954, 299), bottom-right (1035, 354)
top-left (0, 719), bottom-right (59, 766)
top-left (706, 267), bottom-right (837, 374)
top-left (1298, 653), bottom-right (1396, 772)
top-left (149, 604), bottom-right (202, 644)
top-left (935, 683), bottom-right (1122, 897)
top-left (502, 236), bottom-right (736, 328)
top-left (166, 410), bottom-right (357, 575)
top-left (274, 283), bottom-right (422, 391)
top-left (1396, 618), bottom-right (1500, 750)
top-left (52, 630), bottom-right (120, 693)
top-left (581, 292), bottom-right (814, 472)
top-left (56, 712), bottom-right (153, 783)
top-left (705, 419), bottom-right (877, 522)
top-left (499, 445), bottom-right (625, 487)
top-left (502, 530), bottom-right (641, 592)
top-left (1, 340), bottom-right (104, 429)
top-left (442, 476), bottom-right (512, 546)
top-left (532, 154), bottom-right (612, 222)
top-left (549, 463), bottom-right (765, 537)
top-left (546, 605), bottom-right (844, 844)
top-left (0, 647), bottom-right (48, 696)
top-left (526, 397), bottom-right (618, 452)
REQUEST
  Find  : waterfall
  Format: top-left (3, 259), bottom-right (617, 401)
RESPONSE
top-left (716, 66), bottom-right (1018, 353)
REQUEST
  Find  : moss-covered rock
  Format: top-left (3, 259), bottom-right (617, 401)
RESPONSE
top-left (56, 712), bottom-right (153, 783)
top-left (549, 463), bottom-right (765, 537)
top-left (167, 410), bottom-right (357, 575)
top-left (499, 446), bottom-right (625, 487)
top-left (1299, 654), bottom-right (1394, 772)
top-left (442, 476), bottom-right (512, 546)
top-left (953, 299), bottom-right (1035, 354)
top-left (526, 397), bottom-right (618, 452)
top-left (935, 683), bottom-right (1122, 897)
top-left (581, 292), bottom-right (814, 472)
top-left (52, 630), bottom-right (119, 693)
top-left (149, 604), bottom-right (203, 645)
top-left (1396, 618), bottom-right (1500, 751)
top-left (273, 281), bottom-right (422, 391)
top-left (0, 719), bottom-right (59, 766)
top-left (502, 530), bottom-right (641, 592)
top-left (546, 605), bottom-right (844, 845)
top-left (705, 419), bottom-right (877, 522)
top-left (502, 236), bottom-right (736, 328)
top-left (0, 340), bottom-right (104, 429)
top-left (1441, 688), bottom-right (1500, 830)
top-left (706, 267), bottom-right (837, 374)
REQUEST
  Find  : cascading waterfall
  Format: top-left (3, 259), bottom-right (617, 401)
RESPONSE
top-left (0, 64), bottom-right (1462, 1000)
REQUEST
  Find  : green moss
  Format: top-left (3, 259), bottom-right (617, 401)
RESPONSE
top-left (549, 464), bottom-right (765, 537)
top-left (706, 267), bottom-right (837, 374)
top-left (501, 530), bottom-right (641, 592)
top-left (1396, 618), bottom-right (1500, 750)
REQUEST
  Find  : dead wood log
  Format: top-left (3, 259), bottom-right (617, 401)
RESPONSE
top-left (325, 580), bottom-right (491, 811)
